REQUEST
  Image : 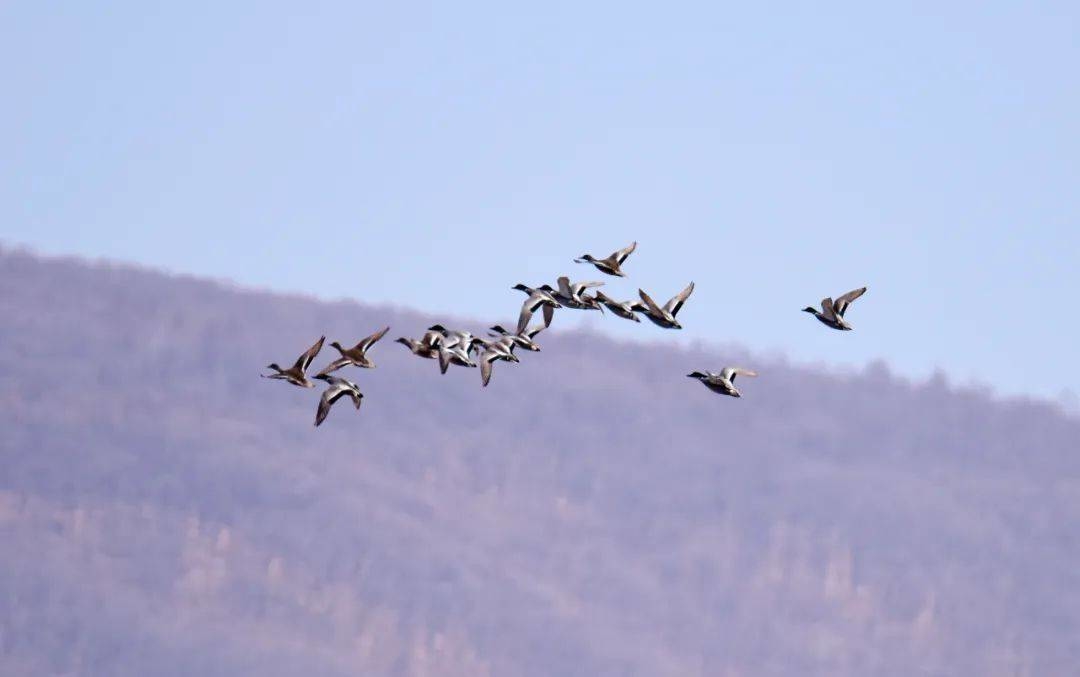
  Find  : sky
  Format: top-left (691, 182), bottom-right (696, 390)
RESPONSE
top-left (2, 2), bottom-right (1078, 402)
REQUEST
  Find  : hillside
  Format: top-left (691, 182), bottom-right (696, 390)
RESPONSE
top-left (1, 247), bottom-right (1077, 676)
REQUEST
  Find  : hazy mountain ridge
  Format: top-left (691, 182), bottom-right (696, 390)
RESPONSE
top-left (1, 247), bottom-right (1077, 676)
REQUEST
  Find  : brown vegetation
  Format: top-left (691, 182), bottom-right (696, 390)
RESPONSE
top-left (1, 247), bottom-right (1077, 675)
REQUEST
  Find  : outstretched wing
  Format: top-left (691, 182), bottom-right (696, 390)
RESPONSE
top-left (572, 280), bottom-right (605, 299)
top-left (720, 367), bottom-right (758, 382)
top-left (833, 287), bottom-right (866, 317)
top-left (438, 347), bottom-right (452, 374)
top-left (294, 336), bottom-right (325, 372)
top-left (556, 276), bottom-right (573, 297)
top-left (525, 323), bottom-right (545, 339)
top-left (315, 357), bottom-right (351, 378)
top-left (420, 330), bottom-right (442, 347)
top-left (819, 297), bottom-right (837, 321)
top-left (517, 298), bottom-right (538, 334)
top-left (663, 282), bottom-right (695, 316)
top-left (357, 326), bottom-right (390, 352)
top-left (612, 241), bottom-right (637, 265)
top-left (348, 389), bottom-right (363, 410)
top-left (637, 288), bottom-right (666, 316)
top-left (542, 303), bottom-right (555, 328)
top-left (315, 388), bottom-right (335, 427)
top-left (480, 353), bottom-right (494, 387)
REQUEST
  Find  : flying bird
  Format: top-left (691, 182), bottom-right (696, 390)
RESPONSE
top-left (262, 336), bottom-right (325, 388)
top-left (436, 343), bottom-right (477, 373)
top-left (478, 334), bottom-right (520, 357)
top-left (427, 325), bottom-right (481, 373)
top-left (802, 287), bottom-right (867, 331)
top-left (313, 373), bottom-right (363, 426)
top-left (554, 276), bottom-right (605, 308)
top-left (687, 367), bottom-right (758, 398)
top-left (574, 241), bottom-right (637, 277)
top-left (428, 325), bottom-right (484, 355)
top-left (395, 330), bottom-right (443, 360)
top-left (594, 290), bottom-right (643, 322)
top-left (541, 277), bottom-right (605, 325)
top-left (489, 324), bottom-right (545, 352)
top-left (316, 326), bottom-right (390, 376)
top-left (513, 284), bottom-right (562, 334)
top-left (635, 282), bottom-right (694, 329)
top-left (477, 338), bottom-right (521, 387)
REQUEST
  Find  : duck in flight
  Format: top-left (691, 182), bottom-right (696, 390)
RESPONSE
top-left (427, 325), bottom-right (482, 373)
top-left (687, 367), bottom-right (757, 398)
top-left (313, 373), bottom-right (363, 426)
top-left (395, 329), bottom-right (443, 360)
top-left (547, 277), bottom-right (605, 318)
top-left (513, 284), bottom-right (562, 334)
top-left (594, 290), bottom-right (643, 322)
top-left (476, 337), bottom-right (521, 387)
top-left (802, 287), bottom-right (867, 331)
top-left (635, 282), bottom-right (694, 329)
top-left (489, 324), bottom-right (545, 352)
top-left (317, 326), bottom-right (390, 376)
top-left (574, 241), bottom-right (637, 277)
top-left (262, 336), bottom-right (325, 388)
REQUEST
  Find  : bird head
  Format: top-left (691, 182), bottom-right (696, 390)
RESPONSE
top-left (801, 307), bottom-right (817, 314)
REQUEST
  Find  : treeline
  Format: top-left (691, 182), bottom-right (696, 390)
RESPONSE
top-left (0, 248), bottom-right (1077, 676)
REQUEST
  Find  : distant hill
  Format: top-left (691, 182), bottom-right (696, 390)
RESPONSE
top-left (1, 247), bottom-right (1077, 676)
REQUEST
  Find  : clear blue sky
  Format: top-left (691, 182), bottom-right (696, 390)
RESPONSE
top-left (3, 2), bottom-right (1078, 402)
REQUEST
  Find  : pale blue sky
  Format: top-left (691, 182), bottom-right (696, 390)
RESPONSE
top-left (3, 3), bottom-right (1078, 401)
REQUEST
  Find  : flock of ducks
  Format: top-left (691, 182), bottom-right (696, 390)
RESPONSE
top-left (262, 241), bottom-right (868, 426)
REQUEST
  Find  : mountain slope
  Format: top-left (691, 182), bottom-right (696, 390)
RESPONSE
top-left (1, 247), bottom-right (1077, 676)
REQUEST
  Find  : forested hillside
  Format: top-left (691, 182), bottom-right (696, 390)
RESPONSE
top-left (1, 247), bottom-right (1077, 676)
